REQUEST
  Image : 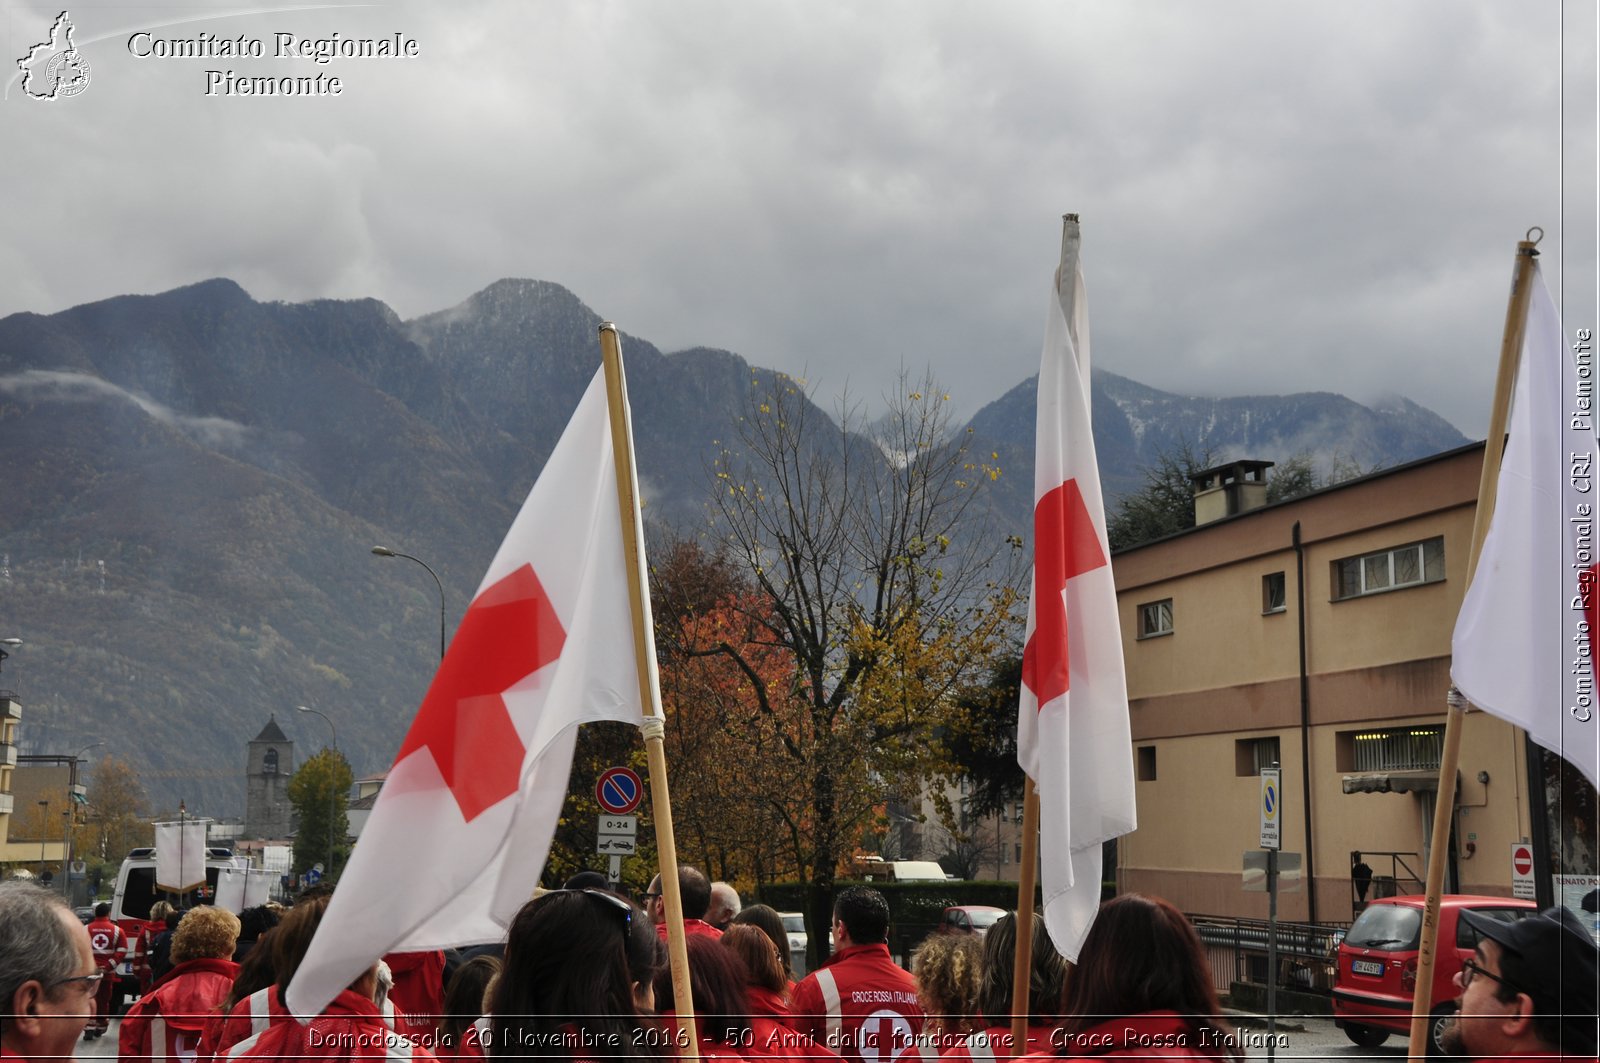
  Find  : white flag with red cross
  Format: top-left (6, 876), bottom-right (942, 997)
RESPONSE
top-left (287, 365), bottom-right (648, 1017)
top-left (1452, 261), bottom-right (1599, 790)
top-left (1016, 232), bottom-right (1136, 962)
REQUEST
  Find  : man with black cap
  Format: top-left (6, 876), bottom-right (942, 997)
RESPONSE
top-left (1442, 905), bottom-right (1599, 1060)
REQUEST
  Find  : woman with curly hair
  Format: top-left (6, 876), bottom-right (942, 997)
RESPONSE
top-left (1051, 894), bottom-right (1241, 1061)
top-left (909, 931), bottom-right (984, 1048)
top-left (119, 906), bottom-right (241, 1063)
top-left (945, 913), bottom-right (1067, 1061)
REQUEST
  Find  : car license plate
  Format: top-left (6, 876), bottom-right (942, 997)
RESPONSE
top-left (1351, 959), bottom-right (1385, 976)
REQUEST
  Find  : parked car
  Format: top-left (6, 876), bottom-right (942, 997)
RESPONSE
top-left (779, 910), bottom-right (836, 977)
top-left (1331, 894), bottom-right (1537, 1053)
top-left (940, 905), bottom-right (1007, 937)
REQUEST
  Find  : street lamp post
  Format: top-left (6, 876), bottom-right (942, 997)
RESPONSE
top-left (296, 706), bottom-right (338, 879)
top-left (36, 799), bottom-right (49, 877)
top-left (64, 742), bottom-right (103, 899)
top-left (370, 547), bottom-right (446, 660)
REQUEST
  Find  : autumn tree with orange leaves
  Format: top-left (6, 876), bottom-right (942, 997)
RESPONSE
top-left (678, 370), bottom-right (1020, 966)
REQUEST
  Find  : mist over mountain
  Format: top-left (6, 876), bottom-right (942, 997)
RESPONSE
top-left (0, 279), bottom-right (1466, 815)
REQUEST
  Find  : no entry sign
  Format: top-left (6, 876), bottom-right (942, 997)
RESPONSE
top-left (596, 766), bottom-right (644, 815)
top-left (1511, 842), bottom-right (1536, 899)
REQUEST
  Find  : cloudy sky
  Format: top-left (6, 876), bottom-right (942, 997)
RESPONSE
top-left (2, 0), bottom-right (1594, 437)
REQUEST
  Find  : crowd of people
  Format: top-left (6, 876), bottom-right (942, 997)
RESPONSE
top-left (1, 869), bottom-right (1595, 1062)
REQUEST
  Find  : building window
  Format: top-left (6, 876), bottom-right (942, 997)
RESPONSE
top-left (1339, 726), bottom-right (1445, 772)
top-left (1138, 599), bottom-right (1174, 639)
top-left (1014, 802), bottom-right (1025, 821)
top-left (263, 749), bottom-right (279, 774)
top-left (1137, 745), bottom-right (1158, 781)
top-left (1015, 844), bottom-right (1023, 863)
top-left (1262, 572), bottom-right (1286, 614)
top-left (1332, 537), bottom-right (1445, 600)
top-left (1235, 736), bottom-right (1281, 776)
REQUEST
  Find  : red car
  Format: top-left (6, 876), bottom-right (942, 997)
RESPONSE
top-left (1331, 894), bottom-right (1537, 1053)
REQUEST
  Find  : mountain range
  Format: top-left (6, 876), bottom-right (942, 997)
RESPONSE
top-left (0, 279), bottom-right (1465, 815)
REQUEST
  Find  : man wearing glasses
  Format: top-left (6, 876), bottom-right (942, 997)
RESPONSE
top-left (0, 881), bottom-right (99, 1061)
top-left (1442, 906), bottom-right (1599, 1061)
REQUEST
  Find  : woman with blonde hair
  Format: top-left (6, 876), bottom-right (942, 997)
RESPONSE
top-left (119, 906), bottom-right (241, 1063)
top-left (909, 932), bottom-right (984, 1048)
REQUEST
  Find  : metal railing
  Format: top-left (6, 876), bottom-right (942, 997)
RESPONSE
top-left (1190, 913), bottom-right (1350, 994)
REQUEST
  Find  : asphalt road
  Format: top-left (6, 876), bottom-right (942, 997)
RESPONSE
top-left (1232, 1016), bottom-right (1416, 1060)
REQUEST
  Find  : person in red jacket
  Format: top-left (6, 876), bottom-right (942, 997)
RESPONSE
top-left (722, 925), bottom-right (841, 1063)
top-left (120, 906), bottom-right (242, 1063)
top-left (643, 866), bottom-right (722, 941)
top-left (1043, 894), bottom-right (1241, 1061)
top-left (202, 894), bottom-right (335, 1062)
top-left (133, 901), bottom-right (175, 996)
top-left (232, 971), bottom-right (436, 1063)
top-left (652, 936), bottom-right (754, 1062)
top-left (382, 949), bottom-right (446, 1042)
top-left (790, 887), bottom-right (923, 1063)
top-left (84, 902), bottom-right (127, 1040)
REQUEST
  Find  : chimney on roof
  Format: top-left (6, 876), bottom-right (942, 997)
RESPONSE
top-left (1190, 460), bottom-right (1275, 526)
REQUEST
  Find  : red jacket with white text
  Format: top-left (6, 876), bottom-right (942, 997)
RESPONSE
top-left (789, 944), bottom-right (923, 1063)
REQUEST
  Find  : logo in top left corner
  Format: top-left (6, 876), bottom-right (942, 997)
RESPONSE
top-left (16, 10), bottom-right (91, 101)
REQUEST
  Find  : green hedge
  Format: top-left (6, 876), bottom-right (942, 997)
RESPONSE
top-left (754, 880), bottom-right (1041, 963)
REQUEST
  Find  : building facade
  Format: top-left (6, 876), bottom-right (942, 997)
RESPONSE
top-left (1113, 445), bottom-right (1591, 924)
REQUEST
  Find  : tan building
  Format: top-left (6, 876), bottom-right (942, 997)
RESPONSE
top-left (0, 695), bottom-right (72, 872)
top-left (1114, 444), bottom-right (1566, 925)
top-left (0, 692), bottom-right (18, 859)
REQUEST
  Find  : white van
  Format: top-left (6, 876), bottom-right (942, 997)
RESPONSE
top-left (109, 845), bottom-right (241, 924)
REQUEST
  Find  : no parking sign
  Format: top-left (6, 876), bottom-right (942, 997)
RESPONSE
top-left (596, 766), bottom-right (644, 815)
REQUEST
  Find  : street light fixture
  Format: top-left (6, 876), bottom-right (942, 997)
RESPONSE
top-left (0, 637), bottom-right (21, 674)
top-left (370, 547), bottom-right (446, 660)
top-left (296, 706), bottom-right (339, 879)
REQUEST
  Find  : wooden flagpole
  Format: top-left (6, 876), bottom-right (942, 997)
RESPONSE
top-left (599, 322), bottom-right (699, 1062)
top-left (1011, 214), bottom-right (1082, 1054)
top-left (1009, 782), bottom-right (1040, 1055)
top-left (1405, 230), bottom-right (1542, 1062)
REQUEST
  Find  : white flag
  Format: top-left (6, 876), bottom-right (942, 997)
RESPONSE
top-left (1016, 220), bottom-right (1136, 961)
top-left (1452, 261), bottom-right (1600, 789)
top-left (153, 817), bottom-right (209, 893)
top-left (288, 365), bottom-right (651, 1016)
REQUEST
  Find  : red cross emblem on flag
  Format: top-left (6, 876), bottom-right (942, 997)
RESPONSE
top-left (1022, 479), bottom-right (1108, 707)
top-left (394, 563), bottom-right (567, 822)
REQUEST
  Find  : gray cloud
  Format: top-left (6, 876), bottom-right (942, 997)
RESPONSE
top-left (0, 369), bottom-right (255, 449)
top-left (2, 0), bottom-right (1593, 440)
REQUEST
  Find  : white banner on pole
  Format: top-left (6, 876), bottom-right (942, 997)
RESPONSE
top-left (215, 867), bottom-right (277, 912)
top-left (154, 818), bottom-right (209, 893)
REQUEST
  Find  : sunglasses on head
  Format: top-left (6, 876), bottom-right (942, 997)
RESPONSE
top-left (555, 887), bottom-right (634, 929)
